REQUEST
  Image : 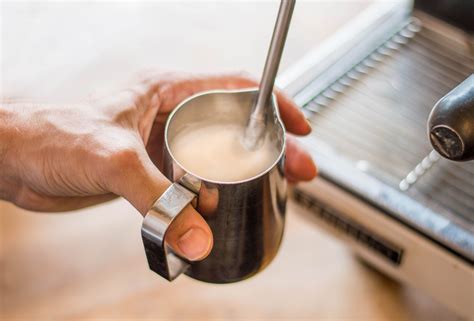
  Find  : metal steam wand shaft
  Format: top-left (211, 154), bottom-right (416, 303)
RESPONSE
top-left (243, 0), bottom-right (296, 150)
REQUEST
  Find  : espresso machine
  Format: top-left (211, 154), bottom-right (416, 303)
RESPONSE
top-left (278, 0), bottom-right (473, 318)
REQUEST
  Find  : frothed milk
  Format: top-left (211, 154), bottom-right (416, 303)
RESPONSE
top-left (170, 122), bottom-right (279, 182)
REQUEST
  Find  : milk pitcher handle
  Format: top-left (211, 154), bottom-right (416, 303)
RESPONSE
top-left (141, 175), bottom-right (200, 281)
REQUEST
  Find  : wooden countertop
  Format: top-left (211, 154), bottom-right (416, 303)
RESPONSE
top-left (0, 1), bottom-right (462, 320)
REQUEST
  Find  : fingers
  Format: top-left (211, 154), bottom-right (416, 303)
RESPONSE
top-left (150, 72), bottom-right (311, 136)
top-left (285, 136), bottom-right (317, 183)
top-left (274, 89), bottom-right (311, 136)
top-left (154, 73), bottom-right (258, 113)
top-left (104, 143), bottom-right (213, 261)
top-left (198, 74), bottom-right (312, 136)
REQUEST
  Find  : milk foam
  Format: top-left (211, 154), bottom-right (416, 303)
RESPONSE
top-left (170, 122), bottom-right (279, 182)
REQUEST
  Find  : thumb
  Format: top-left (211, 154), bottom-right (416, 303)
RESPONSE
top-left (104, 146), bottom-right (213, 261)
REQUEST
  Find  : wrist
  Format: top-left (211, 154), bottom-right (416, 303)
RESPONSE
top-left (0, 104), bottom-right (21, 201)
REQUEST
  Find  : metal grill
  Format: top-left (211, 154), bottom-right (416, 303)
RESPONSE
top-left (302, 18), bottom-right (474, 227)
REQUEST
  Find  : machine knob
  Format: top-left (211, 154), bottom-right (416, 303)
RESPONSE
top-left (428, 74), bottom-right (474, 162)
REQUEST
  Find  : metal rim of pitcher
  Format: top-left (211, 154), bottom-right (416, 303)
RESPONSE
top-left (164, 88), bottom-right (286, 185)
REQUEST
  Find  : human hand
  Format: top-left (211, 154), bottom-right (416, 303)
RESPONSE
top-left (0, 72), bottom-right (317, 261)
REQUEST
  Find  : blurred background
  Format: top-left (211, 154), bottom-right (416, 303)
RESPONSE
top-left (1, 1), bottom-right (370, 99)
top-left (0, 1), bottom-right (469, 320)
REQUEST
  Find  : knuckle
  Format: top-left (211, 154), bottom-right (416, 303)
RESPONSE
top-left (92, 141), bottom-right (149, 198)
top-left (99, 146), bottom-right (143, 191)
top-left (95, 91), bottom-right (142, 128)
top-left (107, 147), bottom-right (142, 171)
top-left (84, 128), bottom-right (146, 190)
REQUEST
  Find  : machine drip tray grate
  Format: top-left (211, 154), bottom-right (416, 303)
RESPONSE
top-left (303, 17), bottom-right (474, 227)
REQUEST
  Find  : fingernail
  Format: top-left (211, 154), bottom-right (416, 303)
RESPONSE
top-left (177, 228), bottom-right (212, 261)
top-left (305, 119), bottom-right (312, 133)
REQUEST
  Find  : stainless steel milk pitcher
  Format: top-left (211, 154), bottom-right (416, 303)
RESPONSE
top-left (141, 89), bottom-right (287, 283)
